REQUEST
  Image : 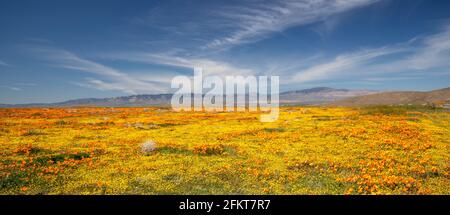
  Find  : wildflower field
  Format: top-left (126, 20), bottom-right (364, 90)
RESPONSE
top-left (0, 106), bottom-right (448, 195)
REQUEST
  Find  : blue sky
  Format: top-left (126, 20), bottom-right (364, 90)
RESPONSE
top-left (1, 0), bottom-right (450, 104)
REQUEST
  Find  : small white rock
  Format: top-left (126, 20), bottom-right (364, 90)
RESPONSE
top-left (141, 140), bottom-right (156, 153)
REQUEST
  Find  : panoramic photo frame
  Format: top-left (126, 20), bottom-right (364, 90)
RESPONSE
top-left (0, 0), bottom-right (448, 213)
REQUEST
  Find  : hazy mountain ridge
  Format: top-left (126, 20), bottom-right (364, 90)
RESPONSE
top-left (0, 94), bottom-right (174, 108)
top-left (0, 87), bottom-right (379, 107)
top-left (329, 87), bottom-right (450, 107)
top-left (279, 87), bottom-right (378, 104)
top-left (3, 87), bottom-right (448, 108)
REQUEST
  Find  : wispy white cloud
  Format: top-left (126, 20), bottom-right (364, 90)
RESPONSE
top-left (369, 24), bottom-right (450, 73)
top-left (110, 0), bottom-right (380, 89)
top-left (134, 0), bottom-right (379, 52)
top-left (25, 22), bottom-right (450, 95)
top-left (206, 0), bottom-right (379, 49)
top-left (14, 83), bottom-right (37, 87)
top-left (103, 52), bottom-right (255, 77)
top-left (0, 60), bottom-right (10, 67)
top-left (0, 83), bottom-right (36, 92)
top-left (26, 46), bottom-right (172, 94)
top-left (0, 85), bottom-right (22, 91)
top-left (290, 23), bottom-right (450, 84)
top-left (292, 45), bottom-right (406, 83)
top-left (105, 22), bottom-right (450, 88)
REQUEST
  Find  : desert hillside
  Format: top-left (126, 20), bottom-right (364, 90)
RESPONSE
top-left (329, 87), bottom-right (450, 107)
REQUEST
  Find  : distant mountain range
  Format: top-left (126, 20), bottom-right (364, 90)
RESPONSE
top-left (279, 87), bottom-right (378, 105)
top-left (1, 87), bottom-right (449, 108)
top-left (330, 87), bottom-right (450, 107)
top-left (0, 94), bottom-right (174, 108)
